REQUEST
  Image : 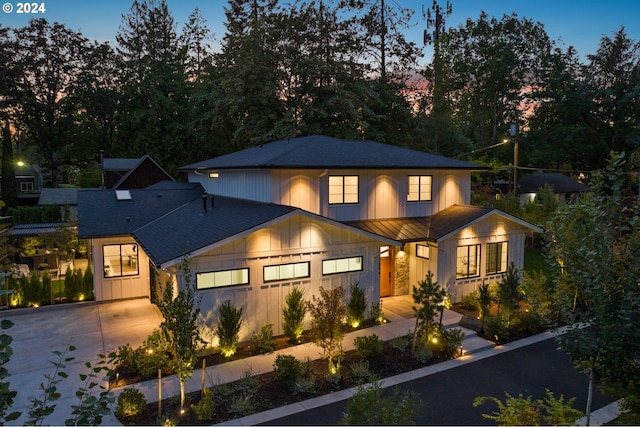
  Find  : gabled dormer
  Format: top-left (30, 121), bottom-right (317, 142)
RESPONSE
top-left (179, 135), bottom-right (486, 222)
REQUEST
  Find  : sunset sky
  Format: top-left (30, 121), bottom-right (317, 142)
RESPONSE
top-left (2, 0), bottom-right (639, 63)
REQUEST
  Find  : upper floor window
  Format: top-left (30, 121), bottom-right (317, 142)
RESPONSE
top-left (197, 268), bottom-right (249, 290)
top-left (264, 261), bottom-right (310, 282)
top-left (456, 244), bottom-right (480, 279)
top-left (103, 244), bottom-right (139, 278)
top-left (329, 175), bottom-right (359, 204)
top-left (20, 182), bottom-right (34, 192)
top-left (407, 175), bottom-right (432, 201)
top-left (486, 242), bottom-right (508, 275)
top-left (322, 256), bottom-right (363, 275)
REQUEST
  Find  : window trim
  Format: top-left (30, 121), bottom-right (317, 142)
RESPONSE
top-left (486, 241), bottom-right (509, 275)
top-left (196, 268), bottom-right (250, 290)
top-left (102, 243), bottom-right (139, 278)
top-left (456, 244), bottom-right (481, 279)
top-left (407, 175), bottom-right (433, 202)
top-left (263, 261), bottom-right (310, 283)
top-left (322, 256), bottom-right (364, 276)
top-left (328, 175), bottom-right (359, 205)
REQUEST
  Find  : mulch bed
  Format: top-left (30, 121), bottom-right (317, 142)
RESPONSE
top-left (118, 335), bottom-right (449, 426)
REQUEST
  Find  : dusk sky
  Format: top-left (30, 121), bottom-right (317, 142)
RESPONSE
top-left (2, 0), bottom-right (639, 64)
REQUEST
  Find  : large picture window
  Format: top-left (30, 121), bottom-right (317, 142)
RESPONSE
top-left (329, 175), bottom-right (359, 204)
top-left (407, 175), bottom-right (432, 201)
top-left (486, 242), bottom-right (508, 274)
top-left (197, 268), bottom-right (249, 290)
top-left (322, 256), bottom-right (363, 275)
top-left (264, 262), bottom-right (310, 282)
top-left (103, 244), bottom-right (139, 278)
top-left (456, 244), bottom-right (480, 279)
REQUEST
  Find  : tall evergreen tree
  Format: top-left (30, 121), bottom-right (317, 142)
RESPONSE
top-left (115, 0), bottom-right (189, 174)
top-left (179, 7), bottom-right (214, 83)
top-left (1, 125), bottom-right (17, 208)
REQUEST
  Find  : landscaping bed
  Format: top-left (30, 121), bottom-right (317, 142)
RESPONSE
top-left (117, 332), bottom-right (452, 426)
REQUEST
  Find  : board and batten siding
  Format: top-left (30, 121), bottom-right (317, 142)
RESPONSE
top-left (91, 236), bottom-right (150, 301)
top-left (184, 214), bottom-right (385, 342)
top-left (435, 215), bottom-right (530, 302)
top-left (189, 169), bottom-right (272, 202)
top-left (190, 168), bottom-right (472, 221)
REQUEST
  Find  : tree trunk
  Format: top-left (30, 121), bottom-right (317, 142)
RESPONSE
top-left (585, 360), bottom-right (594, 426)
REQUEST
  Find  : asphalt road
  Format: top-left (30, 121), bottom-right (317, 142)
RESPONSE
top-left (262, 337), bottom-right (615, 425)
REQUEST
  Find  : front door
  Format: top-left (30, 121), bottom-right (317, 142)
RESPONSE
top-left (380, 246), bottom-right (394, 297)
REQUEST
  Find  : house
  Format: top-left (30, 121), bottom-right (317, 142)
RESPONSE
top-left (102, 154), bottom-right (174, 190)
top-left (78, 135), bottom-right (541, 341)
top-left (37, 188), bottom-right (81, 221)
top-left (517, 172), bottom-right (590, 205)
top-left (0, 164), bottom-right (44, 205)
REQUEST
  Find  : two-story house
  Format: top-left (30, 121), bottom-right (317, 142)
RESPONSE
top-left (78, 135), bottom-right (540, 341)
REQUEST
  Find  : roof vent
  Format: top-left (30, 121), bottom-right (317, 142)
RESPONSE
top-left (115, 190), bottom-right (132, 201)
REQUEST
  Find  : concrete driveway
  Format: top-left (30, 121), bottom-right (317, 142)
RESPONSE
top-left (0, 298), bottom-right (162, 426)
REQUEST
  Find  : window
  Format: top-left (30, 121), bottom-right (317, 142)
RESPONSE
top-left (322, 256), bottom-right (363, 275)
top-left (486, 242), bottom-right (508, 274)
top-left (103, 244), bottom-right (139, 278)
top-left (20, 182), bottom-right (34, 192)
top-left (456, 244), bottom-right (480, 279)
top-left (329, 175), bottom-right (359, 204)
top-left (197, 268), bottom-right (249, 290)
top-left (264, 262), bottom-right (310, 282)
top-left (407, 175), bottom-right (432, 201)
top-left (416, 244), bottom-right (430, 259)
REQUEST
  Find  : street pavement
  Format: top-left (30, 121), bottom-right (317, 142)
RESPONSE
top-left (258, 336), bottom-right (616, 426)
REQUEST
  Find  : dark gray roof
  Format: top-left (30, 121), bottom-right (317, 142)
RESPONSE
top-left (179, 135), bottom-right (486, 171)
top-left (77, 183), bottom-right (205, 238)
top-left (518, 172), bottom-right (591, 194)
top-left (103, 158), bottom-right (142, 171)
top-left (132, 195), bottom-right (297, 266)
top-left (346, 205), bottom-right (498, 242)
top-left (5, 222), bottom-right (73, 237)
top-left (38, 188), bottom-right (83, 206)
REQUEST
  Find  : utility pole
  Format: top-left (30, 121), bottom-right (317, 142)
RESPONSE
top-left (511, 123), bottom-right (518, 196)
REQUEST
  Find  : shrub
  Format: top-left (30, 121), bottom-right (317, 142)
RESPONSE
top-left (440, 327), bottom-right (465, 358)
top-left (41, 270), bottom-right (52, 304)
top-left (114, 344), bottom-right (144, 376)
top-left (250, 323), bottom-right (275, 354)
top-left (370, 303), bottom-right (384, 324)
top-left (82, 264), bottom-right (94, 300)
top-left (139, 329), bottom-right (171, 377)
top-left (483, 315), bottom-right (510, 344)
top-left (349, 359), bottom-right (372, 385)
top-left (353, 334), bottom-right (382, 359)
top-left (390, 334), bottom-right (411, 354)
top-left (326, 372), bottom-right (342, 389)
top-left (460, 291), bottom-right (479, 311)
top-left (227, 396), bottom-right (254, 418)
top-left (282, 287), bottom-right (306, 342)
top-left (412, 331), bottom-right (433, 363)
top-left (347, 281), bottom-right (367, 328)
top-left (513, 310), bottom-right (545, 336)
top-left (215, 301), bottom-right (243, 357)
top-left (273, 354), bottom-right (302, 386)
top-left (115, 388), bottom-right (146, 418)
top-left (478, 282), bottom-right (492, 319)
top-left (191, 390), bottom-right (215, 421)
top-left (339, 380), bottom-right (422, 425)
top-left (293, 375), bottom-right (317, 394)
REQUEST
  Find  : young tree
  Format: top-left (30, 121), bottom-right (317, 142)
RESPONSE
top-left (282, 286), bottom-right (306, 342)
top-left (155, 256), bottom-right (201, 409)
top-left (307, 286), bottom-right (347, 373)
top-left (411, 272), bottom-right (446, 351)
top-left (546, 152), bottom-right (640, 424)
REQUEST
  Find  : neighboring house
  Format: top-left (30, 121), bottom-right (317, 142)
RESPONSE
top-left (0, 164), bottom-right (44, 205)
top-left (38, 188), bottom-right (82, 221)
top-left (78, 135), bottom-right (541, 341)
top-left (102, 154), bottom-right (174, 190)
top-left (517, 172), bottom-right (590, 205)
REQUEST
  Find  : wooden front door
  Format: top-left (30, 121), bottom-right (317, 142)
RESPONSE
top-left (380, 247), bottom-right (394, 297)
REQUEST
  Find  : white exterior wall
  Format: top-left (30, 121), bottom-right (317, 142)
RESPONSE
top-left (90, 236), bottom-right (150, 301)
top-left (177, 214), bottom-right (384, 342)
top-left (434, 216), bottom-right (530, 302)
top-left (190, 168), bottom-right (472, 221)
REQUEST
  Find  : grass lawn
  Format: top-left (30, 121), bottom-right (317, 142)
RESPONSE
top-left (523, 247), bottom-right (549, 274)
